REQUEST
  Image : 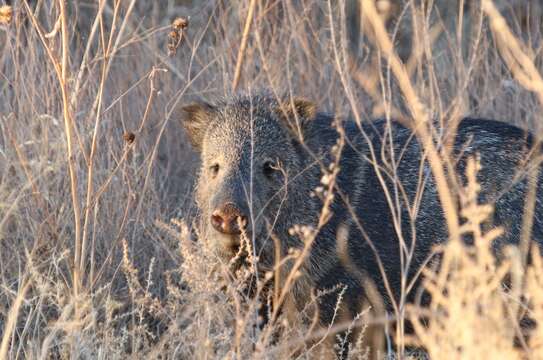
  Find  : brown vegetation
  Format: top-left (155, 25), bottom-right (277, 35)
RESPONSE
top-left (1, 0), bottom-right (543, 358)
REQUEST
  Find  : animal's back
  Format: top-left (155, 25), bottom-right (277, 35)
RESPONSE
top-left (311, 117), bottom-right (543, 308)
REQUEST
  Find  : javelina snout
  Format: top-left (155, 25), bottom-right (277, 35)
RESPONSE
top-left (210, 203), bottom-right (248, 235)
top-left (207, 193), bottom-right (253, 255)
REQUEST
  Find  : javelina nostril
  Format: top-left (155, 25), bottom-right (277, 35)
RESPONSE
top-left (211, 204), bottom-right (247, 235)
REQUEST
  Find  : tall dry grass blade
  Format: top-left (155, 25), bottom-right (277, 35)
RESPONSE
top-left (0, 279), bottom-right (30, 359)
top-left (482, 0), bottom-right (543, 104)
top-left (232, 0), bottom-right (257, 92)
top-left (56, 0), bottom-right (83, 298)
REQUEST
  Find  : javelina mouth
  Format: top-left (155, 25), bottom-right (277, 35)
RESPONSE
top-left (210, 232), bottom-right (242, 257)
top-left (211, 231), bottom-right (266, 270)
top-left (213, 238), bottom-right (253, 272)
top-left (215, 240), bottom-right (240, 258)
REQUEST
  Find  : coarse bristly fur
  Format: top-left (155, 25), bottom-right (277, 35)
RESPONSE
top-left (180, 90), bottom-right (543, 348)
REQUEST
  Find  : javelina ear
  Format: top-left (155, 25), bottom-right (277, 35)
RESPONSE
top-left (277, 97), bottom-right (317, 138)
top-left (181, 102), bottom-right (215, 150)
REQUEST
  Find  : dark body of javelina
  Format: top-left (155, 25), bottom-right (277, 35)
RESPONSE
top-left (180, 92), bottom-right (543, 335)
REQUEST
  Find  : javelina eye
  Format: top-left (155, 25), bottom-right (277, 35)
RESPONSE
top-left (209, 163), bottom-right (220, 177)
top-left (262, 160), bottom-right (278, 179)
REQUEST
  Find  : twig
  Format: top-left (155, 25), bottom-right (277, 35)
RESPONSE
top-left (55, 0), bottom-right (84, 298)
top-left (232, 0), bottom-right (257, 92)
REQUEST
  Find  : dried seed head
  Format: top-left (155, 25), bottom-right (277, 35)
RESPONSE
top-left (168, 30), bottom-right (179, 41)
top-left (172, 17), bottom-right (188, 30)
top-left (376, 0), bottom-right (391, 13)
top-left (167, 30), bottom-right (180, 55)
top-left (168, 17), bottom-right (188, 57)
top-left (0, 5), bottom-right (13, 25)
top-left (123, 132), bottom-right (135, 144)
top-left (321, 173), bottom-right (332, 185)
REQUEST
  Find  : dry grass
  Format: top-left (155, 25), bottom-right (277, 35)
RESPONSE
top-left (1, 0), bottom-right (543, 358)
top-left (408, 158), bottom-right (529, 359)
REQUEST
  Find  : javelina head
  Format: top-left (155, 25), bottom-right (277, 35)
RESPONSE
top-left (181, 94), bottom-right (319, 266)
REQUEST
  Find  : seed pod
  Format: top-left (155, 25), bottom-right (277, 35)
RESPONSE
top-left (123, 132), bottom-right (135, 144)
top-left (172, 17), bottom-right (188, 31)
top-left (168, 17), bottom-right (189, 56)
top-left (0, 5), bottom-right (13, 25)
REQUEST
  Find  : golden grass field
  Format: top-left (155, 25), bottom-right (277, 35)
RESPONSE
top-left (2, 0), bottom-right (543, 358)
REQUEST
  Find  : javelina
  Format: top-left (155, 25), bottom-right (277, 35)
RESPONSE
top-left (180, 92), bottom-right (543, 340)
